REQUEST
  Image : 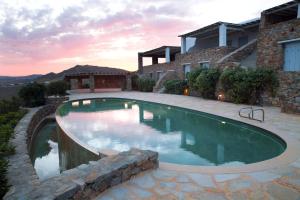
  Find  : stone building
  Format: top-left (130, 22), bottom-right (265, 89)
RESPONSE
top-left (137, 0), bottom-right (300, 114)
top-left (138, 20), bottom-right (260, 84)
top-left (64, 65), bottom-right (131, 93)
top-left (257, 1), bottom-right (300, 113)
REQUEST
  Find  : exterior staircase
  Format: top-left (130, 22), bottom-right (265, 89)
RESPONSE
top-left (153, 70), bottom-right (180, 93)
top-left (217, 39), bottom-right (257, 67)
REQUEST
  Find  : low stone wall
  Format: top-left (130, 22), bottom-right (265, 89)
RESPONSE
top-left (278, 71), bottom-right (300, 114)
top-left (28, 149), bottom-right (158, 199)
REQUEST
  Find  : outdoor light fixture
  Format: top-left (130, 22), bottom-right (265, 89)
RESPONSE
top-left (218, 94), bottom-right (224, 101)
top-left (183, 88), bottom-right (189, 96)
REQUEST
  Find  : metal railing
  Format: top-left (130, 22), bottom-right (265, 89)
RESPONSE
top-left (239, 106), bottom-right (265, 122)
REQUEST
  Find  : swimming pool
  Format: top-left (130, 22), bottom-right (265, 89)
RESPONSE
top-left (56, 98), bottom-right (286, 166)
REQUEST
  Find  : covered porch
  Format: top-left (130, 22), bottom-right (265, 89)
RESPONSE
top-left (138, 46), bottom-right (180, 73)
top-left (65, 74), bottom-right (131, 93)
top-left (179, 20), bottom-right (259, 53)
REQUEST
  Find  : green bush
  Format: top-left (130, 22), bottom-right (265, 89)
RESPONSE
top-left (0, 158), bottom-right (8, 198)
top-left (0, 97), bottom-right (21, 115)
top-left (131, 74), bottom-right (139, 91)
top-left (187, 67), bottom-right (204, 90)
top-left (0, 97), bottom-right (26, 198)
top-left (46, 81), bottom-right (69, 96)
top-left (194, 68), bottom-right (221, 99)
top-left (137, 78), bottom-right (155, 92)
top-left (220, 67), bottom-right (278, 104)
top-left (18, 82), bottom-right (46, 107)
top-left (164, 80), bottom-right (187, 95)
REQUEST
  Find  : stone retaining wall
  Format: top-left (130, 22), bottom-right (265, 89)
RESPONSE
top-left (278, 72), bottom-right (300, 114)
top-left (5, 102), bottom-right (159, 199)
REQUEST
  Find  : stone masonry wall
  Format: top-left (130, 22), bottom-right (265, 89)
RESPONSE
top-left (257, 19), bottom-right (300, 70)
top-left (257, 18), bottom-right (300, 113)
top-left (142, 47), bottom-right (236, 81)
top-left (278, 72), bottom-right (300, 114)
top-left (217, 39), bottom-right (257, 67)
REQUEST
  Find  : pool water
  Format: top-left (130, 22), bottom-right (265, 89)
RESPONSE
top-left (30, 120), bottom-right (99, 180)
top-left (56, 98), bottom-right (286, 166)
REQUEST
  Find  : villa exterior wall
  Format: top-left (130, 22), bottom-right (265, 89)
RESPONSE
top-left (65, 75), bottom-right (127, 90)
top-left (257, 18), bottom-right (300, 113)
top-left (278, 72), bottom-right (300, 114)
top-left (141, 47), bottom-right (236, 81)
top-left (257, 19), bottom-right (300, 70)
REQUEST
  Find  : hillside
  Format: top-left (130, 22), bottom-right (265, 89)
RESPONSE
top-left (0, 74), bottom-right (42, 85)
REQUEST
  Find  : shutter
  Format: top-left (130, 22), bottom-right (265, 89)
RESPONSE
top-left (284, 41), bottom-right (300, 71)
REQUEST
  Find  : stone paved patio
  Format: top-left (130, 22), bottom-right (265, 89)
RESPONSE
top-left (66, 92), bottom-right (300, 200)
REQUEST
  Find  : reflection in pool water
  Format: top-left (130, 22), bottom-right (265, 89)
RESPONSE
top-left (56, 98), bottom-right (286, 166)
top-left (30, 120), bottom-right (99, 180)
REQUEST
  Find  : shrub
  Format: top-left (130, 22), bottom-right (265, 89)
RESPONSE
top-left (164, 80), bottom-right (187, 95)
top-left (194, 68), bottom-right (221, 99)
top-left (187, 67), bottom-right (204, 90)
top-left (0, 97), bottom-right (26, 198)
top-left (220, 67), bottom-right (279, 104)
top-left (131, 74), bottom-right (139, 90)
top-left (46, 81), bottom-right (69, 96)
top-left (0, 158), bottom-right (8, 198)
top-left (137, 78), bottom-right (155, 92)
top-left (18, 82), bottom-right (46, 107)
top-left (0, 97), bottom-right (21, 115)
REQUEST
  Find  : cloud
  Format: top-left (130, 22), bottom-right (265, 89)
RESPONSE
top-left (0, 0), bottom-right (290, 75)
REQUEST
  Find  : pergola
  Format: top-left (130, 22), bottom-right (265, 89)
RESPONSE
top-left (261, 0), bottom-right (300, 26)
top-left (138, 46), bottom-right (181, 73)
top-left (179, 20), bottom-right (260, 53)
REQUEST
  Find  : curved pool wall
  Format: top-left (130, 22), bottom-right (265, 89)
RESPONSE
top-left (56, 98), bottom-right (286, 167)
top-left (29, 118), bottom-right (101, 180)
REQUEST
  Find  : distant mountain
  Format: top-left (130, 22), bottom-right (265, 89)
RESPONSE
top-left (0, 74), bottom-right (43, 85)
top-left (0, 65), bottom-right (130, 85)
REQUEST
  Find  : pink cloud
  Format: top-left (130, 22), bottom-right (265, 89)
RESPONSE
top-left (0, 0), bottom-right (289, 76)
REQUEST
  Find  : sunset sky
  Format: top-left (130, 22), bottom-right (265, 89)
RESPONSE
top-left (0, 0), bottom-right (289, 76)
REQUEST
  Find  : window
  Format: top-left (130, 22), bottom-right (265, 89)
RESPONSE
top-left (283, 41), bottom-right (300, 71)
top-left (149, 72), bottom-right (153, 79)
top-left (199, 61), bottom-right (210, 68)
top-left (183, 64), bottom-right (191, 78)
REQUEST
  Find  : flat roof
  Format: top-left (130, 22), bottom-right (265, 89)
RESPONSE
top-left (179, 20), bottom-right (260, 38)
top-left (263, 0), bottom-right (299, 15)
top-left (139, 46), bottom-right (181, 57)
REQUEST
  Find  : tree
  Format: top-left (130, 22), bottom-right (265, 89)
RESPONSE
top-left (18, 83), bottom-right (46, 107)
